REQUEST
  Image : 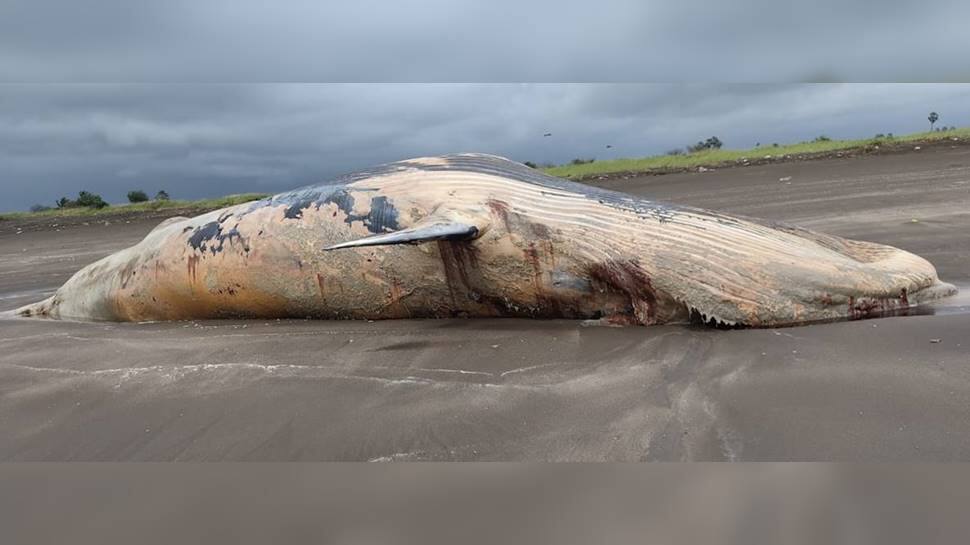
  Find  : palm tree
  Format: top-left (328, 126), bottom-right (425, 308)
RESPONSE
top-left (928, 112), bottom-right (939, 131)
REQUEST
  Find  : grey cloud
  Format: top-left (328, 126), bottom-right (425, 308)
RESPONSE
top-left (1, 0), bottom-right (968, 82)
top-left (2, 83), bottom-right (970, 211)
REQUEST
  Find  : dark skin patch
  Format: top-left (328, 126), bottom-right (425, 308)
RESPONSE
top-left (437, 240), bottom-right (475, 308)
top-left (282, 197), bottom-right (318, 220)
top-left (487, 198), bottom-right (555, 242)
top-left (847, 291), bottom-right (911, 320)
top-left (187, 255), bottom-right (200, 282)
top-left (187, 222), bottom-right (220, 250)
top-left (316, 274), bottom-right (326, 299)
top-left (487, 199), bottom-right (513, 233)
top-left (587, 260), bottom-right (659, 324)
top-left (523, 243), bottom-right (543, 298)
top-left (523, 242), bottom-right (568, 315)
top-left (364, 196), bottom-right (400, 234)
top-left (186, 221), bottom-right (247, 255)
top-left (324, 189), bottom-right (356, 220)
top-left (849, 296), bottom-right (880, 318)
top-left (540, 239), bottom-right (555, 267)
top-left (531, 222), bottom-right (551, 238)
top-left (817, 290), bottom-right (909, 321)
top-left (436, 240), bottom-right (507, 317)
top-left (487, 199), bottom-right (560, 262)
top-left (335, 195), bottom-right (401, 234)
top-left (287, 190), bottom-right (400, 235)
top-left (436, 239), bottom-right (585, 319)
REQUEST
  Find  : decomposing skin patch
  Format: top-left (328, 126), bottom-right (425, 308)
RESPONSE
top-left (16, 153), bottom-right (957, 326)
top-left (186, 221), bottom-right (247, 255)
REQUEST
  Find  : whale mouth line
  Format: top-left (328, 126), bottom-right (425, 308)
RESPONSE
top-left (910, 282), bottom-right (970, 317)
top-left (798, 296), bottom-right (970, 327)
top-left (794, 281), bottom-right (965, 328)
top-left (675, 281), bottom-right (962, 329)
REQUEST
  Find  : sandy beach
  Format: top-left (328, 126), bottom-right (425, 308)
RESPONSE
top-left (2, 146), bottom-right (969, 461)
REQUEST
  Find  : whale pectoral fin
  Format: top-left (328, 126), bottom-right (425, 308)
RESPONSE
top-left (324, 221), bottom-right (481, 251)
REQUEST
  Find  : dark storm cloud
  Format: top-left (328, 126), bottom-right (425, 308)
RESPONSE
top-left (2, 83), bottom-right (970, 211)
top-left (1, 0), bottom-right (968, 82)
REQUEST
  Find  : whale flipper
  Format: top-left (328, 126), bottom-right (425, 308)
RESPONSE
top-left (324, 219), bottom-right (480, 250)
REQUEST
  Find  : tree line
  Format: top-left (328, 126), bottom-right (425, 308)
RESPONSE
top-left (524, 111), bottom-right (956, 167)
top-left (30, 189), bottom-right (171, 213)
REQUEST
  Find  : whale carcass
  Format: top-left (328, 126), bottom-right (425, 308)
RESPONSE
top-left (17, 154), bottom-right (957, 326)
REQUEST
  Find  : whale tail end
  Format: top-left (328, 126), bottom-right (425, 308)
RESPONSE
top-left (15, 296), bottom-right (55, 318)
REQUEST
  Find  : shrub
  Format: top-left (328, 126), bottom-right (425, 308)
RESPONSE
top-left (666, 148), bottom-right (684, 156)
top-left (155, 190), bottom-right (171, 201)
top-left (127, 190), bottom-right (149, 203)
top-left (523, 161), bottom-right (537, 169)
top-left (75, 191), bottom-right (109, 209)
top-left (30, 204), bottom-right (52, 213)
top-left (687, 136), bottom-right (723, 153)
top-left (54, 191), bottom-right (108, 209)
top-left (814, 135), bottom-right (831, 142)
top-left (570, 158), bottom-right (595, 165)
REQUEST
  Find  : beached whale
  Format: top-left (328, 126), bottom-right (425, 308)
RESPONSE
top-left (17, 153), bottom-right (956, 326)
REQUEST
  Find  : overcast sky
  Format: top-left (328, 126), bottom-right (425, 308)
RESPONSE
top-left (2, 1), bottom-right (969, 210)
top-left (2, 0), bottom-right (968, 82)
top-left (2, 83), bottom-right (970, 211)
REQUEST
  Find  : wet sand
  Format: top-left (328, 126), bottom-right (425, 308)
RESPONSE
top-left (2, 147), bottom-right (969, 460)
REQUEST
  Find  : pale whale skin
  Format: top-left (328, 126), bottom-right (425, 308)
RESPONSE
top-left (17, 154), bottom-right (957, 326)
